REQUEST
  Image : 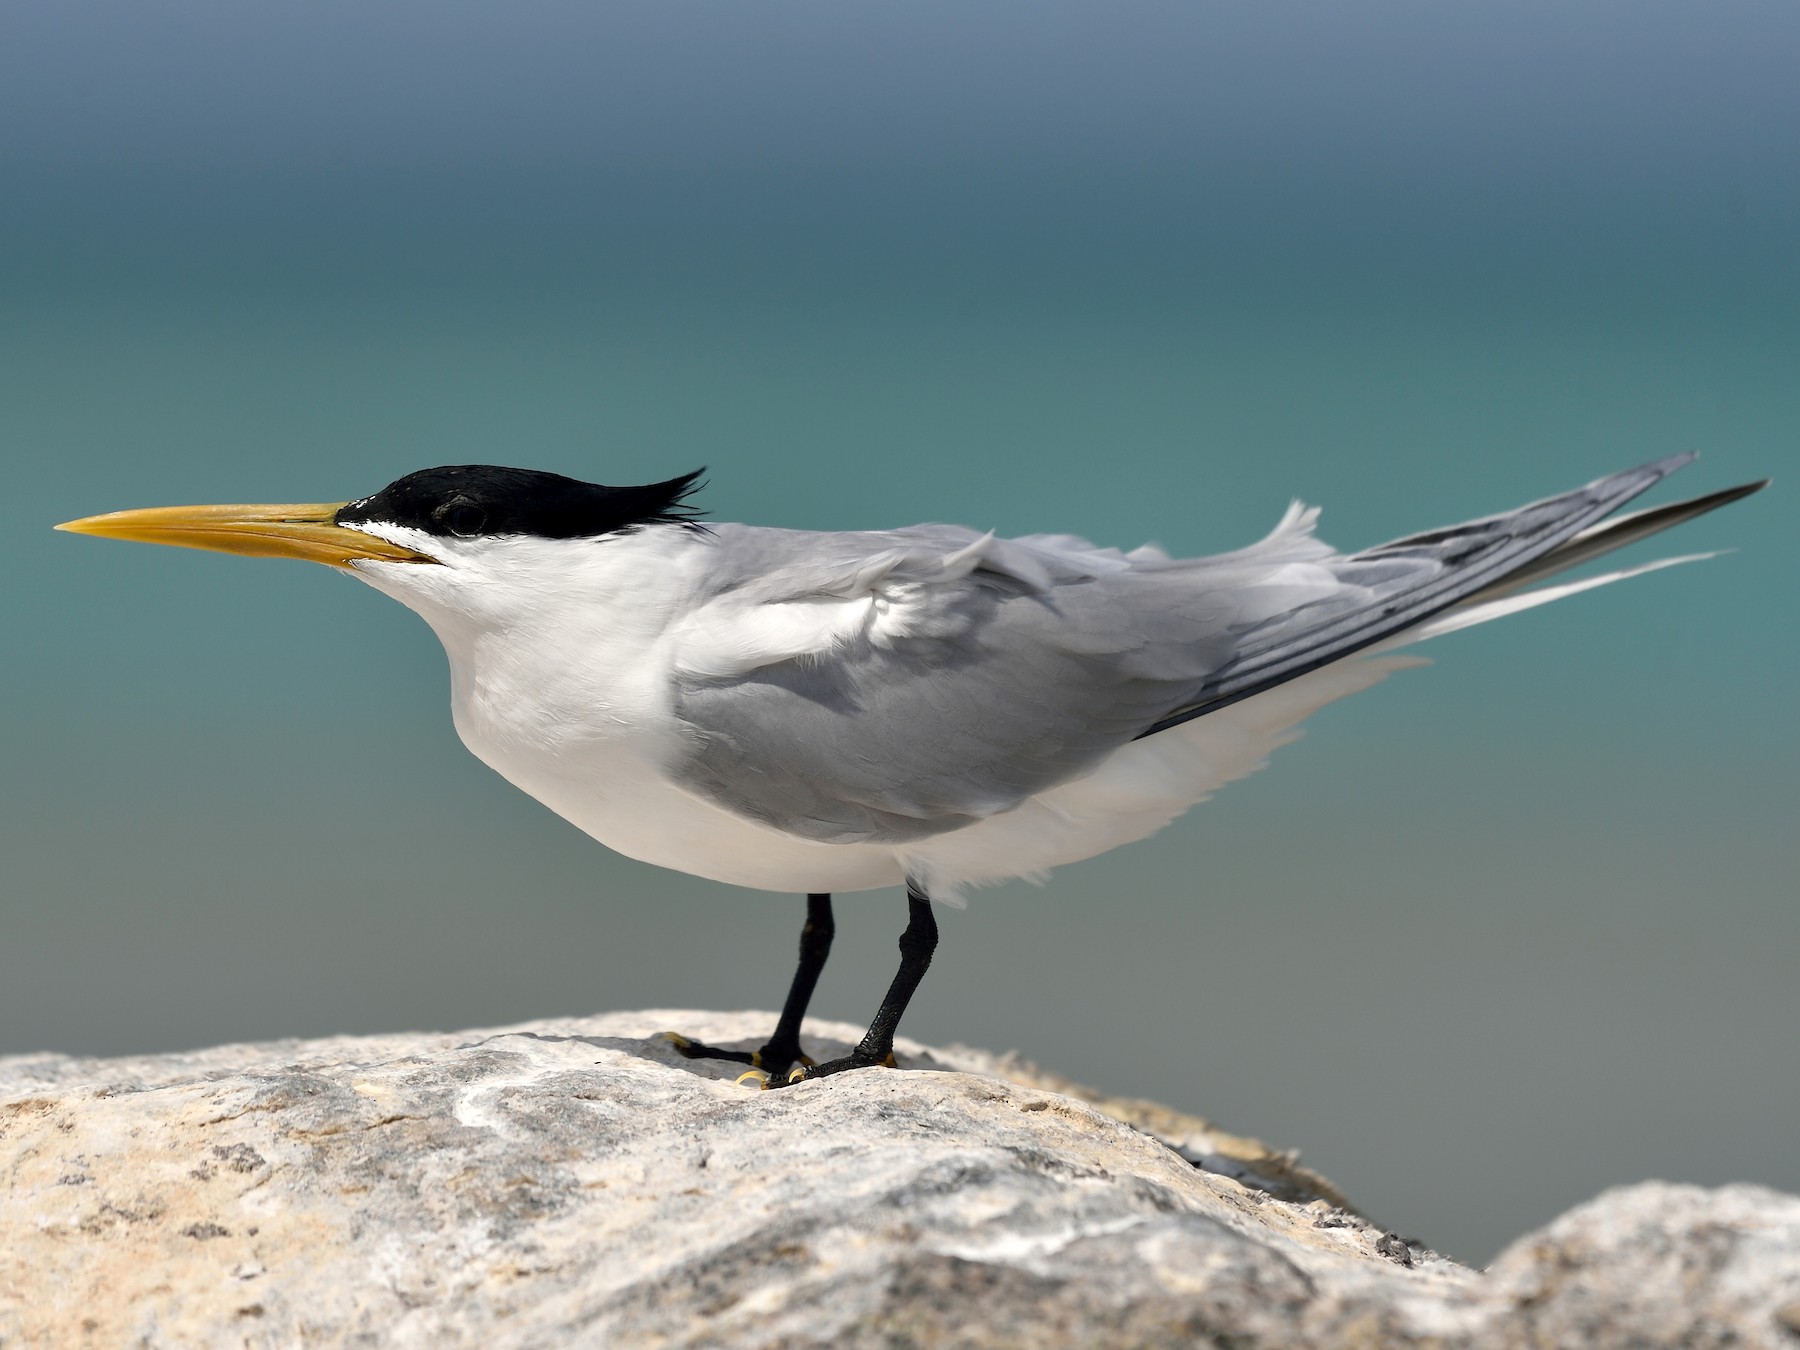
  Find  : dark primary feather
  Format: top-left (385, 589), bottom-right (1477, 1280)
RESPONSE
top-left (1138, 455), bottom-right (1710, 735)
top-left (1459, 477), bottom-right (1767, 603)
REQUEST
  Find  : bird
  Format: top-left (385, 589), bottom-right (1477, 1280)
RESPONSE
top-left (57, 454), bottom-right (1763, 1087)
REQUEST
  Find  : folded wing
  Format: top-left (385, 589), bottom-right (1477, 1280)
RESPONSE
top-left (669, 455), bottom-right (1750, 844)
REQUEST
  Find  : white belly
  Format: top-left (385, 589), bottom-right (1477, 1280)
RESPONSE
top-left (454, 651), bottom-right (1421, 901)
top-left (464, 726), bottom-right (909, 893)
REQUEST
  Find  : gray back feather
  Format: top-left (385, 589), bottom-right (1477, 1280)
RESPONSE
top-left (670, 457), bottom-right (1697, 844)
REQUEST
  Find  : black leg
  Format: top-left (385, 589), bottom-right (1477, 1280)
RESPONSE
top-left (665, 894), bottom-right (835, 1077)
top-left (761, 893), bottom-right (835, 1071)
top-left (783, 881), bottom-right (937, 1085)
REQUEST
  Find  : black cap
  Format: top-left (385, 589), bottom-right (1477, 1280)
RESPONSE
top-left (336, 466), bottom-right (706, 541)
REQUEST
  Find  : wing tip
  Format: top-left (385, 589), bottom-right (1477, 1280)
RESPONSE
top-left (1656, 475), bottom-right (1769, 516)
top-left (1609, 454), bottom-right (1769, 510)
top-left (1724, 476), bottom-right (1772, 500)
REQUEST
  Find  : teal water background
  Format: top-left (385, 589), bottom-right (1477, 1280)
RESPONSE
top-left (3, 1), bottom-right (1796, 1262)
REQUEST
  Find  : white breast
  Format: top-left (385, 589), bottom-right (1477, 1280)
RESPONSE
top-left (353, 525), bottom-right (911, 892)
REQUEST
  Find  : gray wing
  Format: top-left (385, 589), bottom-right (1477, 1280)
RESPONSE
top-left (671, 457), bottom-right (1696, 845)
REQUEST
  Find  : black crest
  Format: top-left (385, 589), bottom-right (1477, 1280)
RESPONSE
top-left (336, 466), bottom-right (706, 541)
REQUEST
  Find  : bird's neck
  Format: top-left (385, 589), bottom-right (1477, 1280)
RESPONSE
top-left (404, 527), bottom-right (714, 779)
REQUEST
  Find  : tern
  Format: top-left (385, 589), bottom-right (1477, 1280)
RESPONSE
top-left (58, 455), bottom-right (1762, 1086)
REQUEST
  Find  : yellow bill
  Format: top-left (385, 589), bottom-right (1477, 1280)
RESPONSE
top-left (54, 502), bottom-right (434, 568)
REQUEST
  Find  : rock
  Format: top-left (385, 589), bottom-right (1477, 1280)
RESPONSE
top-left (2, 1010), bottom-right (1796, 1348)
top-left (1481, 1182), bottom-right (1800, 1348)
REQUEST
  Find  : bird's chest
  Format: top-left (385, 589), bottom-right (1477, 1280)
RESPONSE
top-left (443, 617), bottom-right (692, 809)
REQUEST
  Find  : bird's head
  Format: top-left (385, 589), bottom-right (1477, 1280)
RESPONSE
top-left (56, 464), bottom-right (708, 626)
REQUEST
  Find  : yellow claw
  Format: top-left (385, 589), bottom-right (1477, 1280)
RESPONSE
top-left (660, 1031), bottom-right (693, 1050)
top-left (735, 1069), bottom-right (772, 1090)
top-left (787, 1067), bottom-right (810, 1085)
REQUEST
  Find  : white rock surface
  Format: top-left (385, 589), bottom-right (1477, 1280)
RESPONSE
top-left (2, 1010), bottom-right (1796, 1348)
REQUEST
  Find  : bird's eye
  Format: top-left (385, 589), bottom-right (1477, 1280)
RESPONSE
top-left (445, 503), bottom-right (487, 538)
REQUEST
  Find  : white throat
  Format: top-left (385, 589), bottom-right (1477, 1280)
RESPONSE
top-left (349, 522), bottom-right (713, 790)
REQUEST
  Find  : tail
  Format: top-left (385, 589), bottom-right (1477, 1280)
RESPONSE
top-left (1140, 456), bottom-right (1766, 738)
